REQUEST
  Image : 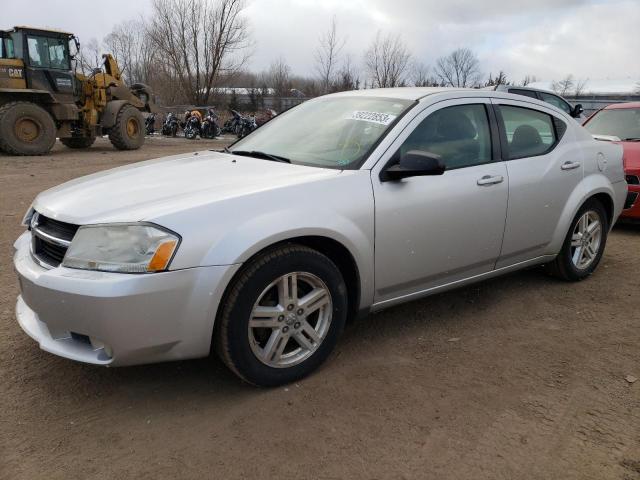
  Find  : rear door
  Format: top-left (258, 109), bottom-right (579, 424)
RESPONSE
top-left (491, 98), bottom-right (583, 268)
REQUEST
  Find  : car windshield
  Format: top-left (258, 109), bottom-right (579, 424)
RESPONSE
top-left (229, 96), bottom-right (414, 169)
top-left (584, 108), bottom-right (640, 140)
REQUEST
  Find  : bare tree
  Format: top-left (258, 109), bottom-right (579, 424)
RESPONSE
top-left (266, 58), bottom-right (291, 95)
top-left (573, 77), bottom-right (589, 97)
top-left (552, 75), bottom-right (574, 96)
top-left (521, 74), bottom-right (537, 86)
top-left (333, 54), bottom-right (360, 92)
top-left (364, 32), bottom-right (411, 88)
top-left (104, 20), bottom-right (157, 85)
top-left (434, 48), bottom-right (481, 87)
top-left (485, 70), bottom-right (509, 87)
top-left (262, 58), bottom-right (292, 111)
top-left (75, 37), bottom-right (102, 74)
top-left (147, 0), bottom-right (251, 105)
top-left (314, 16), bottom-right (345, 94)
top-left (411, 61), bottom-right (439, 87)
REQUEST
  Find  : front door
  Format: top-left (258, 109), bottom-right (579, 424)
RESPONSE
top-left (372, 98), bottom-right (508, 305)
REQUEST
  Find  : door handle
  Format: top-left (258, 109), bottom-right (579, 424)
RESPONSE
top-left (477, 175), bottom-right (504, 186)
top-left (561, 161), bottom-right (581, 170)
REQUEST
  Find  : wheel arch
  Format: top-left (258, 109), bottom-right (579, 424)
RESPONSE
top-left (0, 89), bottom-right (56, 107)
top-left (101, 100), bottom-right (129, 129)
top-left (548, 177), bottom-right (616, 254)
top-left (214, 235), bottom-right (363, 328)
top-left (591, 192), bottom-right (614, 227)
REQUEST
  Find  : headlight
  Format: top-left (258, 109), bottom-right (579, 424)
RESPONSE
top-left (62, 224), bottom-right (180, 273)
top-left (21, 206), bottom-right (35, 227)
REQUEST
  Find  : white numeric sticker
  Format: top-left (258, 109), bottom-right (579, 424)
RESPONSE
top-left (347, 111), bottom-right (397, 126)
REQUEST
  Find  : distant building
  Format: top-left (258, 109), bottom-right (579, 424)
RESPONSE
top-left (529, 79), bottom-right (640, 116)
top-left (212, 87), bottom-right (306, 112)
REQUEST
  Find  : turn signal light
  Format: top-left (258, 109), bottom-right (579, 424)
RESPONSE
top-left (147, 240), bottom-right (178, 272)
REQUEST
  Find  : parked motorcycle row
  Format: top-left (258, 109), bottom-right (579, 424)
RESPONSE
top-left (147, 109), bottom-right (272, 140)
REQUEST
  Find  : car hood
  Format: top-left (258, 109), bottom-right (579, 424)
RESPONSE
top-left (621, 141), bottom-right (640, 172)
top-left (33, 150), bottom-right (342, 224)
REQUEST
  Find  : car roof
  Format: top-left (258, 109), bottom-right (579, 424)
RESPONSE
top-left (324, 87), bottom-right (576, 122)
top-left (327, 87), bottom-right (472, 101)
top-left (604, 102), bottom-right (640, 110)
top-left (327, 86), bottom-right (562, 106)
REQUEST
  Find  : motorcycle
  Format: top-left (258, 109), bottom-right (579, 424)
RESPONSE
top-left (237, 113), bottom-right (258, 138)
top-left (255, 109), bottom-right (277, 127)
top-left (145, 113), bottom-right (156, 135)
top-left (201, 111), bottom-right (221, 139)
top-left (184, 115), bottom-right (201, 140)
top-left (222, 109), bottom-right (243, 136)
top-left (161, 113), bottom-right (179, 137)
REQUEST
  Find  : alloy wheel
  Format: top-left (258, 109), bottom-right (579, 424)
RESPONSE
top-left (570, 210), bottom-right (602, 270)
top-left (248, 272), bottom-right (333, 368)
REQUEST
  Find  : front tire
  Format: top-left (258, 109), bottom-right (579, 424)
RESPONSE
top-left (546, 199), bottom-right (608, 281)
top-left (108, 105), bottom-right (145, 150)
top-left (215, 244), bottom-right (348, 387)
top-left (0, 101), bottom-right (56, 156)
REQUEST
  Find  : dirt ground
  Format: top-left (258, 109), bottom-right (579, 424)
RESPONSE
top-left (1, 137), bottom-right (639, 480)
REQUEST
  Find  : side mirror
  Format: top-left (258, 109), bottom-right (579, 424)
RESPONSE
top-left (572, 104), bottom-right (584, 118)
top-left (380, 150), bottom-right (446, 182)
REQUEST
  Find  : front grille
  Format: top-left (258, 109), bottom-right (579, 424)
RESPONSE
top-left (626, 175), bottom-right (639, 185)
top-left (624, 192), bottom-right (638, 210)
top-left (30, 213), bottom-right (79, 268)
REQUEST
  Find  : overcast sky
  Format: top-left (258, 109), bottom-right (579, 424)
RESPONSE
top-left (4, 0), bottom-right (639, 84)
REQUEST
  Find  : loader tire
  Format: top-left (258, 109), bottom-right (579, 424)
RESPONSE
top-left (109, 105), bottom-right (145, 150)
top-left (60, 136), bottom-right (96, 149)
top-left (0, 101), bottom-right (56, 156)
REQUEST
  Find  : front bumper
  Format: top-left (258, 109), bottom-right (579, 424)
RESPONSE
top-left (13, 232), bottom-right (239, 366)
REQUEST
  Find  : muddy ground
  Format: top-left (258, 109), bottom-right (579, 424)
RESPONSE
top-left (1, 137), bottom-right (639, 479)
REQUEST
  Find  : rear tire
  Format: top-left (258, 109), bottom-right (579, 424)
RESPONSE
top-left (546, 199), bottom-right (608, 281)
top-left (0, 101), bottom-right (56, 156)
top-left (60, 136), bottom-right (96, 149)
top-left (108, 105), bottom-right (145, 150)
top-left (215, 244), bottom-right (348, 387)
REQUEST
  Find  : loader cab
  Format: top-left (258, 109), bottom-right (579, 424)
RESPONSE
top-left (9, 26), bottom-right (76, 97)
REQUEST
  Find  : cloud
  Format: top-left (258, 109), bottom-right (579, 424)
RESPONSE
top-left (2, 0), bottom-right (638, 83)
top-left (245, 0), bottom-right (639, 83)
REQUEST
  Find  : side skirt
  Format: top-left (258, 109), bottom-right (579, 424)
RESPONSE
top-left (370, 255), bottom-right (556, 312)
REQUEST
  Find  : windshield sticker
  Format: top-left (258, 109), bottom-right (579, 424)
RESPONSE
top-left (347, 111), bottom-right (397, 126)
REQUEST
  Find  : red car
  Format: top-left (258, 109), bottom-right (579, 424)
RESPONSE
top-left (583, 102), bottom-right (640, 220)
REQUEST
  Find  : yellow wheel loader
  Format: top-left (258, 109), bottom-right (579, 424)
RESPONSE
top-left (0, 26), bottom-right (154, 155)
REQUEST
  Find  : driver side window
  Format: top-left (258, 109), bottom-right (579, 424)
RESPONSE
top-left (399, 104), bottom-right (492, 170)
top-left (27, 36), bottom-right (70, 70)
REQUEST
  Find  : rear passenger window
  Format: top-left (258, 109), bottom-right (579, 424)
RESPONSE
top-left (499, 105), bottom-right (563, 160)
top-left (399, 104), bottom-right (492, 170)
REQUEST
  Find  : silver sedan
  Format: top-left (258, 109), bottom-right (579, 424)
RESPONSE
top-left (14, 88), bottom-right (627, 386)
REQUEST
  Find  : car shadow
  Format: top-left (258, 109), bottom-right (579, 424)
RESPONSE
top-left (614, 221), bottom-right (640, 234)
top-left (32, 265), bottom-right (555, 402)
